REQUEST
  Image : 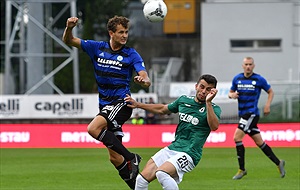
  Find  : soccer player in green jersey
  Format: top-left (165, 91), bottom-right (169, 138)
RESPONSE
top-left (125, 74), bottom-right (221, 190)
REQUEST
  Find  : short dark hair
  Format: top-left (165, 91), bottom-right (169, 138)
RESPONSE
top-left (107, 16), bottom-right (129, 32)
top-left (197, 74), bottom-right (218, 88)
top-left (244, 56), bottom-right (254, 63)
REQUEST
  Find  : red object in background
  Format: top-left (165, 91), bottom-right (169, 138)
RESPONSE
top-left (0, 123), bottom-right (299, 148)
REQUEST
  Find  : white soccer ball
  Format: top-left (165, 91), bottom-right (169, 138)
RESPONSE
top-left (143, 0), bottom-right (167, 22)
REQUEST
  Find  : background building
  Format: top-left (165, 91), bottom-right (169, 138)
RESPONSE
top-left (200, 0), bottom-right (299, 121)
top-left (201, 0), bottom-right (299, 82)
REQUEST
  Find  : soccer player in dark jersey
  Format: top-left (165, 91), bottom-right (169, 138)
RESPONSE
top-left (63, 16), bottom-right (151, 189)
top-left (125, 74), bottom-right (221, 190)
top-left (228, 57), bottom-right (285, 180)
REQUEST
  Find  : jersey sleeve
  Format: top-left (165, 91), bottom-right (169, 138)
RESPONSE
top-left (167, 96), bottom-right (182, 113)
top-left (230, 75), bottom-right (238, 91)
top-left (80, 39), bottom-right (102, 59)
top-left (212, 103), bottom-right (222, 120)
top-left (260, 76), bottom-right (271, 92)
top-left (131, 50), bottom-right (146, 73)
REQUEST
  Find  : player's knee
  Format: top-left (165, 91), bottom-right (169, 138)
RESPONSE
top-left (156, 170), bottom-right (167, 181)
top-left (87, 124), bottom-right (93, 136)
top-left (156, 170), bottom-right (172, 183)
top-left (233, 137), bottom-right (240, 142)
top-left (233, 135), bottom-right (243, 142)
top-left (87, 124), bottom-right (100, 138)
top-left (87, 116), bottom-right (107, 138)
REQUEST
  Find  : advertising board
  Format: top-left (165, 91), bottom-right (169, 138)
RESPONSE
top-left (1, 123), bottom-right (299, 148)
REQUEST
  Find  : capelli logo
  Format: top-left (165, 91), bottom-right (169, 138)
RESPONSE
top-left (0, 99), bottom-right (20, 116)
top-left (35, 98), bottom-right (84, 115)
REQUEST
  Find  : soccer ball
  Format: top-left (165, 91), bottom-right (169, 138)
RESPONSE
top-left (143, 0), bottom-right (167, 22)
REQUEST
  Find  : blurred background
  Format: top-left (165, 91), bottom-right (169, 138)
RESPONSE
top-left (0, 0), bottom-right (299, 124)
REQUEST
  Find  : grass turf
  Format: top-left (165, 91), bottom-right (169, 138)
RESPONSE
top-left (0, 148), bottom-right (299, 190)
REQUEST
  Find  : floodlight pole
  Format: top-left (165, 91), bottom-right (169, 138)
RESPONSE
top-left (4, 0), bottom-right (79, 95)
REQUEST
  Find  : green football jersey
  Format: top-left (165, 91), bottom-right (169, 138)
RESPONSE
top-left (167, 95), bottom-right (221, 165)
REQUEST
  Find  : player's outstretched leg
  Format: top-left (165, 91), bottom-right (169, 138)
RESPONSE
top-left (259, 142), bottom-right (286, 178)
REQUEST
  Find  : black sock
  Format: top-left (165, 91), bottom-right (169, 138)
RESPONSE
top-left (259, 142), bottom-right (280, 165)
top-left (235, 141), bottom-right (245, 170)
top-left (97, 129), bottom-right (134, 161)
top-left (117, 160), bottom-right (135, 189)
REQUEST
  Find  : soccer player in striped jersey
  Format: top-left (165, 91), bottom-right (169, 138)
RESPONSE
top-left (63, 16), bottom-right (151, 189)
top-left (228, 57), bottom-right (285, 180)
top-left (125, 74), bottom-right (221, 190)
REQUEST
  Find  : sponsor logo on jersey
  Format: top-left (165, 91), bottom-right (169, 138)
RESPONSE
top-left (97, 58), bottom-right (122, 67)
top-left (237, 81), bottom-right (255, 90)
top-left (179, 112), bottom-right (199, 125)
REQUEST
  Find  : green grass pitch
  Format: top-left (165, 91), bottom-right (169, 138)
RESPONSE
top-left (1, 147), bottom-right (299, 190)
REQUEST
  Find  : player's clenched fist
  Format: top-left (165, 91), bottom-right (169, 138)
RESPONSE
top-left (66, 17), bottom-right (78, 28)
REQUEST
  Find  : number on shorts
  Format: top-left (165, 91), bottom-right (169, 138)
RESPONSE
top-left (177, 155), bottom-right (189, 169)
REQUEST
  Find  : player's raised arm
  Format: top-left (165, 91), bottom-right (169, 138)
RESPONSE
top-left (62, 17), bottom-right (81, 49)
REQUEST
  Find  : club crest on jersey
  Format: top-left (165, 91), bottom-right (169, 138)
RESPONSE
top-left (199, 107), bottom-right (205, 113)
top-left (117, 55), bottom-right (123, 61)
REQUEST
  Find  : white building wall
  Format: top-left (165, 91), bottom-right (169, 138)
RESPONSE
top-left (201, 1), bottom-right (299, 82)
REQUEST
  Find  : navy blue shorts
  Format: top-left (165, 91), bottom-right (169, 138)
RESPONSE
top-left (97, 100), bottom-right (132, 138)
top-left (238, 113), bottom-right (260, 136)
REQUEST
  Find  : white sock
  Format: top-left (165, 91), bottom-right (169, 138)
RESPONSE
top-left (156, 170), bottom-right (179, 190)
top-left (135, 174), bottom-right (149, 190)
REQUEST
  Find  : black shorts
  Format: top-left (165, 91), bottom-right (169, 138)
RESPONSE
top-left (238, 113), bottom-right (260, 136)
top-left (97, 100), bottom-right (132, 138)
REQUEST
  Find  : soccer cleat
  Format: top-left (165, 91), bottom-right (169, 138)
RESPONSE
top-left (232, 169), bottom-right (247, 180)
top-left (277, 160), bottom-right (286, 178)
top-left (128, 153), bottom-right (142, 180)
